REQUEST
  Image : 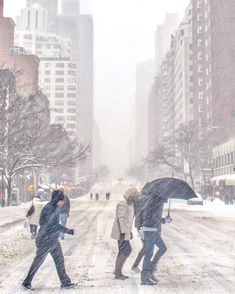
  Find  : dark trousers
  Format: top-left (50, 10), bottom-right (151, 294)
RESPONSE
top-left (30, 225), bottom-right (38, 236)
top-left (133, 239), bottom-right (144, 267)
top-left (23, 241), bottom-right (71, 286)
top-left (118, 240), bottom-right (132, 257)
top-left (142, 231), bottom-right (167, 278)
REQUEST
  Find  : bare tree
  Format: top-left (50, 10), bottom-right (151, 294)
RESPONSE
top-left (146, 122), bottom-right (210, 190)
top-left (0, 68), bottom-right (91, 205)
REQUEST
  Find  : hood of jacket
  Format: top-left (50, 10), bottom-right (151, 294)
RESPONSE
top-left (123, 187), bottom-right (140, 204)
top-left (50, 190), bottom-right (65, 207)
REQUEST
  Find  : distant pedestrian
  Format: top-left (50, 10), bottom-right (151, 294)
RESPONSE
top-left (90, 193), bottom-right (93, 200)
top-left (59, 187), bottom-right (70, 240)
top-left (22, 190), bottom-right (76, 290)
top-left (111, 187), bottom-right (140, 280)
top-left (106, 192), bottom-right (111, 200)
top-left (95, 193), bottom-right (99, 201)
top-left (26, 189), bottom-right (44, 239)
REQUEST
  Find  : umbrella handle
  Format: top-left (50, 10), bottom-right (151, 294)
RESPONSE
top-left (167, 199), bottom-right (171, 217)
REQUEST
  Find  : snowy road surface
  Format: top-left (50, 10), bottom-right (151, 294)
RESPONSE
top-left (0, 188), bottom-right (235, 293)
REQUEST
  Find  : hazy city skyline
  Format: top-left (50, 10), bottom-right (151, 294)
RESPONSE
top-left (5, 0), bottom-right (189, 176)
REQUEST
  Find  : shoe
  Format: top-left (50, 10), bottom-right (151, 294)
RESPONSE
top-left (132, 266), bottom-right (141, 273)
top-left (141, 278), bottom-right (157, 286)
top-left (115, 274), bottom-right (126, 280)
top-left (121, 274), bottom-right (129, 279)
top-left (149, 273), bottom-right (159, 283)
top-left (61, 283), bottom-right (77, 289)
top-left (22, 282), bottom-right (34, 290)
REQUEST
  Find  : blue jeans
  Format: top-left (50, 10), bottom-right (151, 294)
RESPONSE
top-left (60, 214), bottom-right (68, 237)
top-left (141, 231), bottom-right (167, 279)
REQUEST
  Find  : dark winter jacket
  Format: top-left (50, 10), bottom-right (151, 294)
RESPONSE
top-left (59, 195), bottom-right (70, 215)
top-left (134, 195), bottom-right (148, 229)
top-left (139, 196), bottom-right (166, 230)
top-left (36, 192), bottom-right (70, 247)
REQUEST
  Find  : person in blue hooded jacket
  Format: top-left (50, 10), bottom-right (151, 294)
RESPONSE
top-left (140, 196), bottom-right (172, 285)
top-left (22, 190), bottom-right (76, 290)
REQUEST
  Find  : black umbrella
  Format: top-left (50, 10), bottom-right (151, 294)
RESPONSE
top-left (141, 177), bottom-right (197, 201)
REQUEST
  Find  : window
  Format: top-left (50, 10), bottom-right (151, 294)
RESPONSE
top-left (68, 86), bottom-right (76, 91)
top-left (55, 108), bottom-right (64, 113)
top-left (55, 93), bottom-right (64, 98)
top-left (45, 70), bottom-right (51, 75)
top-left (43, 85), bottom-right (50, 90)
top-left (68, 63), bottom-right (76, 68)
top-left (68, 70), bottom-right (76, 76)
top-left (56, 63), bottom-right (64, 68)
top-left (56, 70), bottom-right (64, 75)
top-left (24, 34), bottom-right (32, 40)
top-left (68, 93), bottom-right (76, 98)
top-left (55, 116), bottom-right (64, 122)
top-left (68, 101), bottom-right (76, 106)
top-left (55, 101), bottom-right (64, 106)
top-left (67, 116), bottom-right (76, 121)
top-left (67, 108), bottom-right (76, 113)
top-left (55, 78), bottom-right (64, 83)
top-left (44, 78), bottom-right (51, 83)
top-left (45, 63), bottom-right (51, 68)
top-left (67, 123), bottom-right (76, 129)
top-left (55, 86), bottom-right (64, 91)
top-left (198, 26), bottom-right (203, 34)
top-left (198, 78), bottom-right (203, 86)
top-left (67, 78), bottom-right (76, 83)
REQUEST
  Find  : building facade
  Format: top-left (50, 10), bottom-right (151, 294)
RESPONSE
top-left (174, 2), bottom-right (193, 130)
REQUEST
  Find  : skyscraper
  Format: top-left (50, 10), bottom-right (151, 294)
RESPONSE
top-left (135, 59), bottom-right (154, 164)
top-left (61, 0), bottom-right (80, 17)
top-left (26, 0), bottom-right (58, 23)
top-left (79, 14), bottom-right (94, 175)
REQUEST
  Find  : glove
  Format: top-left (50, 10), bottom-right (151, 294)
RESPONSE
top-left (120, 233), bottom-right (125, 240)
top-left (138, 228), bottom-right (144, 240)
top-left (165, 216), bottom-right (172, 224)
top-left (68, 229), bottom-right (74, 235)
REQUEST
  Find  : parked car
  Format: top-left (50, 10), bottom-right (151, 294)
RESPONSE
top-left (187, 193), bottom-right (204, 205)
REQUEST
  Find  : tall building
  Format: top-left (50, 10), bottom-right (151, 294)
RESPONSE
top-left (62, 0), bottom-right (80, 17)
top-left (15, 4), bottom-right (79, 140)
top-left (19, 4), bottom-right (48, 31)
top-left (192, 0), bottom-right (235, 145)
top-left (0, 0), bottom-right (39, 95)
top-left (135, 59), bottom-right (154, 163)
top-left (79, 14), bottom-right (94, 175)
top-left (174, 2), bottom-right (193, 130)
top-left (155, 14), bottom-right (179, 75)
top-left (26, 0), bottom-right (58, 24)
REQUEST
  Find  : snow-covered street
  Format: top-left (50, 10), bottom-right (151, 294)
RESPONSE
top-left (0, 185), bottom-right (235, 294)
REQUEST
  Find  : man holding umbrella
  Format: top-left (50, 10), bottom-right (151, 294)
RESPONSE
top-left (140, 177), bottom-right (197, 286)
top-left (140, 196), bottom-right (172, 285)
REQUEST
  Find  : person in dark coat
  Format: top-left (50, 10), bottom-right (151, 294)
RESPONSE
top-left (140, 196), bottom-right (172, 285)
top-left (90, 193), bottom-right (93, 200)
top-left (131, 194), bottom-right (148, 273)
top-left (22, 190), bottom-right (76, 290)
top-left (95, 193), bottom-right (99, 201)
top-left (59, 188), bottom-right (71, 240)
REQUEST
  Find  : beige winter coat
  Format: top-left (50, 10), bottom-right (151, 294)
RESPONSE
top-left (111, 187), bottom-right (140, 241)
top-left (28, 198), bottom-right (44, 226)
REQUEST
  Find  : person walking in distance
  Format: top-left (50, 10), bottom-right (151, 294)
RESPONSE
top-left (111, 187), bottom-right (140, 280)
top-left (26, 189), bottom-right (44, 239)
top-left (22, 190), bottom-right (76, 290)
top-left (59, 187), bottom-right (71, 240)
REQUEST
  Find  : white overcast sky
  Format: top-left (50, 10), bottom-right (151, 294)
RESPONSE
top-left (5, 0), bottom-right (189, 176)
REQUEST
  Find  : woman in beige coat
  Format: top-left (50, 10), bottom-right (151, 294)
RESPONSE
top-left (26, 190), bottom-right (44, 239)
top-left (111, 187), bottom-right (140, 280)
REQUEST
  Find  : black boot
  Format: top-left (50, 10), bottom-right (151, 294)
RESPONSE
top-left (114, 255), bottom-right (129, 280)
top-left (22, 282), bottom-right (34, 290)
top-left (61, 283), bottom-right (77, 289)
top-left (141, 271), bottom-right (157, 286)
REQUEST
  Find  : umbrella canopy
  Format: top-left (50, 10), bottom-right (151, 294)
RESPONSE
top-left (141, 177), bottom-right (197, 201)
